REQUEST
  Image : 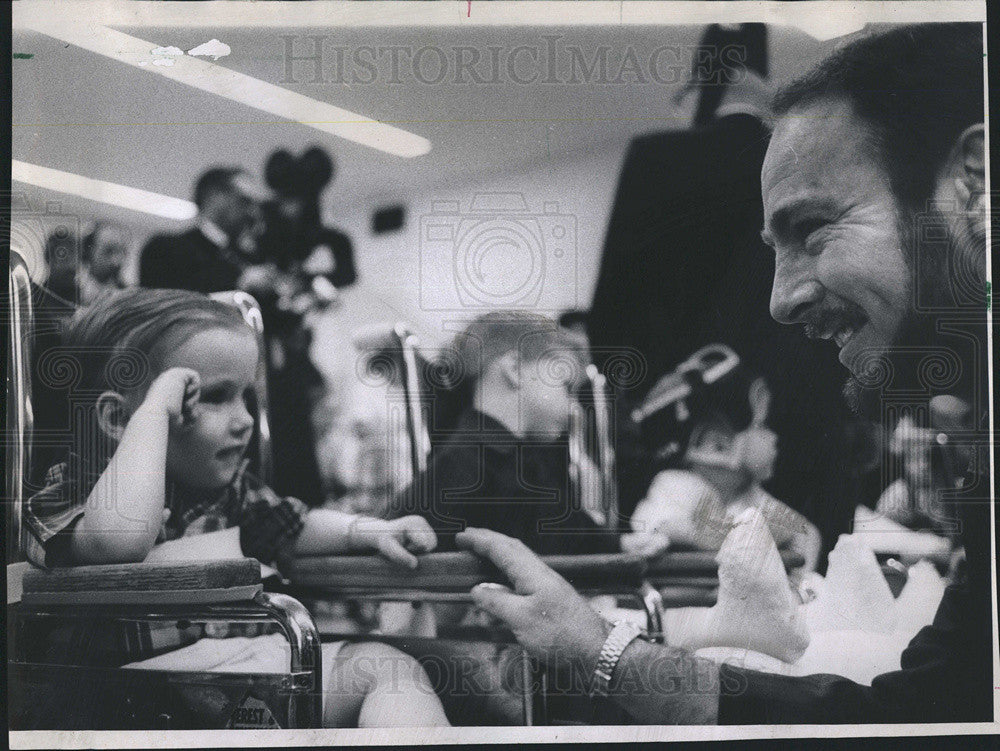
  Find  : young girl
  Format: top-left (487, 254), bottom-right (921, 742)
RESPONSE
top-left (23, 288), bottom-right (450, 728)
top-left (622, 361), bottom-right (821, 574)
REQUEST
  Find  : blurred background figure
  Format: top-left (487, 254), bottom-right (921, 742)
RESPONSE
top-left (875, 397), bottom-right (969, 542)
top-left (44, 220), bottom-right (128, 305)
top-left (250, 146), bottom-right (359, 505)
top-left (140, 166), bottom-right (268, 293)
top-left (624, 353), bottom-right (821, 575)
top-left (317, 345), bottom-right (415, 518)
top-left (257, 145), bottom-right (356, 305)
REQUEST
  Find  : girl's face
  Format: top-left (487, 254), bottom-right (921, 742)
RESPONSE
top-left (156, 327), bottom-right (258, 490)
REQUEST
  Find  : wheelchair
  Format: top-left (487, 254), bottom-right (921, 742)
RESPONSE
top-left (3, 261), bottom-right (646, 729)
top-left (5, 255), bottom-right (798, 729)
top-left (6, 256), bottom-right (324, 730)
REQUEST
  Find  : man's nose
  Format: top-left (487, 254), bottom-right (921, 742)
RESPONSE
top-left (770, 257), bottom-right (823, 324)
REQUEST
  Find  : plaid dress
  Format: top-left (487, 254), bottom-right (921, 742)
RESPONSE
top-left (24, 457), bottom-right (308, 569)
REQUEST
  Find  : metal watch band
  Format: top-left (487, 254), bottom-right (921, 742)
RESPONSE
top-left (590, 620), bottom-right (645, 697)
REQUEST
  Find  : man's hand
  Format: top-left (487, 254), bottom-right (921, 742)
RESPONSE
top-left (143, 367), bottom-right (201, 426)
top-left (456, 528), bottom-right (611, 674)
top-left (349, 515), bottom-right (437, 569)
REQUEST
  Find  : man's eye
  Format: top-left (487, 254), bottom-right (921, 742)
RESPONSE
top-left (796, 219), bottom-right (828, 240)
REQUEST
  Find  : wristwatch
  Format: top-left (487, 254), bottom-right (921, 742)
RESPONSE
top-left (590, 620), bottom-right (647, 697)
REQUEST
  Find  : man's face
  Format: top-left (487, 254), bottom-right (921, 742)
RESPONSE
top-left (213, 181), bottom-right (261, 239)
top-left (761, 98), bottom-right (912, 381)
top-left (519, 353), bottom-right (577, 440)
top-left (88, 226), bottom-right (127, 282)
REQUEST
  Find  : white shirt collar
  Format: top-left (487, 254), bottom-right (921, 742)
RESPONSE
top-left (197, 218), bottom-right (230, 248)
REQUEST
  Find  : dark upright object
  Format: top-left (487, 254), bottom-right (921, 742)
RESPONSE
top-left (588, 114), bottom-right (860, 564)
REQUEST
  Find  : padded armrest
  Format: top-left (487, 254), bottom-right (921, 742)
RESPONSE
top-left (644, 550), bottom-right (805, 579)
top-left (20, 559), bottom-right (262, 606)
top-left (285, 551), bottom-right (647, 593)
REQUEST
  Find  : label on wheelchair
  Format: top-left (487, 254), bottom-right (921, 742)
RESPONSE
top-left (227, 694), bottom-right (281, 729)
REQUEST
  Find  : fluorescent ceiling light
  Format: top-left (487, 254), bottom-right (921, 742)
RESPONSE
top-left (12, 160), bottom-right (197, 221)
top-left (18, 18), bottom-right (431, 158)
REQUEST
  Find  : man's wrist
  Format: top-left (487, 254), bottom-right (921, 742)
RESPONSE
top-left (590, 620), bottom-right (647, 697)
top-left (583, 617), bottom-right (615, 674)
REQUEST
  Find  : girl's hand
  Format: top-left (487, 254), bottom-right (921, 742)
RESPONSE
top-left (144, 367), bottom-right (201, 426)
top-left (348, 515), bottom-right (438, 568)
top-left (620, 530), bottom-right (672, 559)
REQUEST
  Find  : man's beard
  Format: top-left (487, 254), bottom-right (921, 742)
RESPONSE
top-left (841, 311), bottom-right (939, 418)
top-left (842, 206), bottom-right (969, 419)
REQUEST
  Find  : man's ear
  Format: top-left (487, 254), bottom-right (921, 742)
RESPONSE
top-left (495, 351), bottom-right (521, 390)
top-left (95, 391), bottom-right (131, 441)
top-left (949, 123), bottom-right (985, 217)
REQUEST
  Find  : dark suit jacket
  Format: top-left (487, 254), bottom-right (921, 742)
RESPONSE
top-left (403, 410), bottom-right (618, 556)
top-left (139, 227), bottom-right (244, 293)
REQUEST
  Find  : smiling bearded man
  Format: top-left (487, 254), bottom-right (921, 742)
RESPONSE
top-left (761, 24), bottom-right (986, 418)
top-left (451, 23), bottom-right (993, 726)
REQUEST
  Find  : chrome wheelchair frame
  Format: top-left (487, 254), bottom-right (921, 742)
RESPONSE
top-left (6, 257), bottom-right (321, 730)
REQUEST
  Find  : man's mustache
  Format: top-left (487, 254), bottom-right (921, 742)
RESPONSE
top-left (800, 302), bottom-right (868, 339)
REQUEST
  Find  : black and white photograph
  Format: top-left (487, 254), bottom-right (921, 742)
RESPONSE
top-left (5, 0), bottom-right (997, 746)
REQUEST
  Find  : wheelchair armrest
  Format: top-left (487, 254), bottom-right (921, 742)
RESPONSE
top-left (20, 559), bottom-right (262, 606)
top-left (284, 551), bottom-right (648, 594)
top-left (644, 550), bottom-right (805, 581)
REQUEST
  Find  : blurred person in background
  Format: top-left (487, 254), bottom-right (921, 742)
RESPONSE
top-left (45, 220), bottom-right (129, 305)
top-left (140, 167), bottom-right (270, 294)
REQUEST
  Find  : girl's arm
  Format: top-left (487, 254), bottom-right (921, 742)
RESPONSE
top-left (294, 510), bottom-right (437, 568)
top-left (70, 368), bottom-right (200, 565)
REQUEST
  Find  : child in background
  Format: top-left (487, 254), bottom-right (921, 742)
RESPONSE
top-left (404, 311), bottom-right (619, 556)
top-left (622, 361), bottom-right (821, 574)
top-left (23, 289), bottom-right (449, 728)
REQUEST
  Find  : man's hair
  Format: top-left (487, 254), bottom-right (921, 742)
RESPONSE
top-left (453, 310), bottom-right (586, 388)
top-left (772, 23), bottom-right (983, 216)
top-left (193, 167), bottom-right (242, 209)
top-left (64, 287), bottom-right (250, 395)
